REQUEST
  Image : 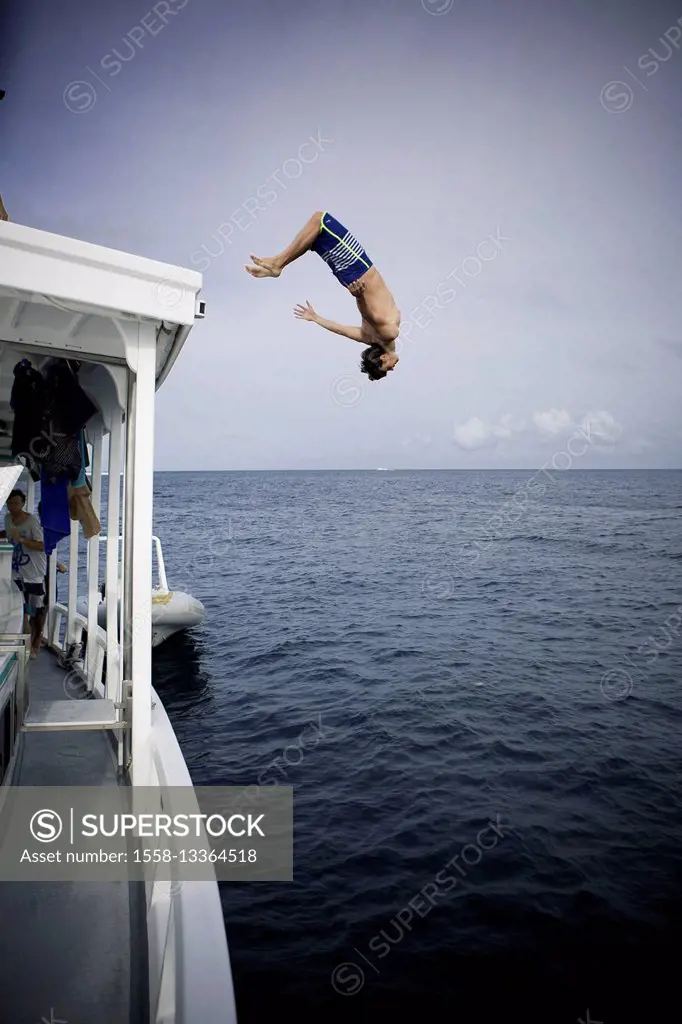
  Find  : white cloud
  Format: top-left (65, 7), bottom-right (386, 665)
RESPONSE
top-left (532, 408), bottom-right (573, 437)
top-left (453, 414), bottom-right (525, 450)
top-left (453, 417), bottom-right (493, 450)
top-left (453, 408), bottom-right (623, 453)
top-left (532, 408), bottom-right (623, 447)
top-left (578, 410), bottom-right (622, 446)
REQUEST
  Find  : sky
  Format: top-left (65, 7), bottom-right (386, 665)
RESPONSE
top-left (1, 0), bottom-right (681, 469)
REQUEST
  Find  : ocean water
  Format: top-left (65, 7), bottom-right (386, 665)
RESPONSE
top-left (150, 470), bottom-right (682, 1024)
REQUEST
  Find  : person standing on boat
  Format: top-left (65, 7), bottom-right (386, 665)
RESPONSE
top-left (1, 488), bottom-right (47, 657)
top-left (245, 211), bottom-right (401, 380)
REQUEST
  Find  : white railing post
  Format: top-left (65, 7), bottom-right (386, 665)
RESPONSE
top-left (66, 519), bottom-right (79, 650)
top-left (128, 327), bottom-right (156, 785)
top-left (46, 549), bottom-right (57, 645)
top-left (86, 428), bottom-right (103, 687)
top-left (105, 414), bottom-right (124, 705)
top-left (152, 536), bottom-right (168, 593)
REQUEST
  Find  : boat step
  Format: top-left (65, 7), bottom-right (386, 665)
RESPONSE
top-left (21, 699), bottom-right (127, 732)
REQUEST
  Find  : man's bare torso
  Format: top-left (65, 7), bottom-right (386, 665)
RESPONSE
top-left (351, 266), bottom-right (401, 348)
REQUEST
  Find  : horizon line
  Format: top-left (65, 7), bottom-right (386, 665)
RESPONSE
top-left (150, 466), bottom-right (682, 473)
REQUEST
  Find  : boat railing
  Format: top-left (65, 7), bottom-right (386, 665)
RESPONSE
top-left (89, 535), bottom-right (169, 595)
top-left (48, 530), bottom-right (168, 696)
top-left (152, 535), bottom-right (169, 594)
top-left (47, 602), bottom-right (108, 697)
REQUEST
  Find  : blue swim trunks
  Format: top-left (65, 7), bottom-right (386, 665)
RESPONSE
top-left (311, 212), bottom-right (373, 288)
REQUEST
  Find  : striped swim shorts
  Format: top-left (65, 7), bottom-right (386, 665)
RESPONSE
top-left (311, 212), bottom-right (373, 288)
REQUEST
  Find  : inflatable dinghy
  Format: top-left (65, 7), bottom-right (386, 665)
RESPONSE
top-left (78, 586), bottom-right (205, 647)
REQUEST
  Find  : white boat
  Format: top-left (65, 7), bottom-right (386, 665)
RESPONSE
top-left (0, 218), bottom-right (238, 1022)
top-left (77, 535), bottom-right (206, 647)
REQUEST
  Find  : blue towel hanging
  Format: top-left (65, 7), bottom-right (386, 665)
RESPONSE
top-left (39, 471), bottom-right (71, 556)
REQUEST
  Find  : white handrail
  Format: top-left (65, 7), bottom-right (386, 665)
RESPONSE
top-left (153, 536), bottom-right (168, 594)
top-left (88, 534), bottom-right (169, 594)
top-left (47, 602), bottom-right (107, 695)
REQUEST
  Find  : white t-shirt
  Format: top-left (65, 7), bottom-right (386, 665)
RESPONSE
top-left (4, 512), bottom-right (47, 583)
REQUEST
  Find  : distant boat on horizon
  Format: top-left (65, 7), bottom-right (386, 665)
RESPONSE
top-left (376, 467), bottom-right (390, 471)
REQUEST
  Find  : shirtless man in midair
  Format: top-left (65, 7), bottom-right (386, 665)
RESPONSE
top-left (245, 211), bottom-right (401, 380)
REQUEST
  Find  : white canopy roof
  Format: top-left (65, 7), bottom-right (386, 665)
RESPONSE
top-left (0, 219), bottom-right (205, 460)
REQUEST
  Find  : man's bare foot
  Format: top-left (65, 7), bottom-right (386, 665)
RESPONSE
top-left (244, 255), bottom-right (281, 279)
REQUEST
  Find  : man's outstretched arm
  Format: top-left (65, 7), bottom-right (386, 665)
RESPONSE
top-left (314, 316), bottom-right (364, 343)
top-left (294, 301), bottom-right (364, 343)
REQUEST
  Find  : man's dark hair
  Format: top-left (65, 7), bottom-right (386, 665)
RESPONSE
top-left (360, 344), bottom-right (387, 381)
top-left (8, 489), bottom-right (25, 502)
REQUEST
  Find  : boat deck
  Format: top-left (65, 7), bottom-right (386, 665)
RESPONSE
top-left (0, 650), bottom-right (147, 1024)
